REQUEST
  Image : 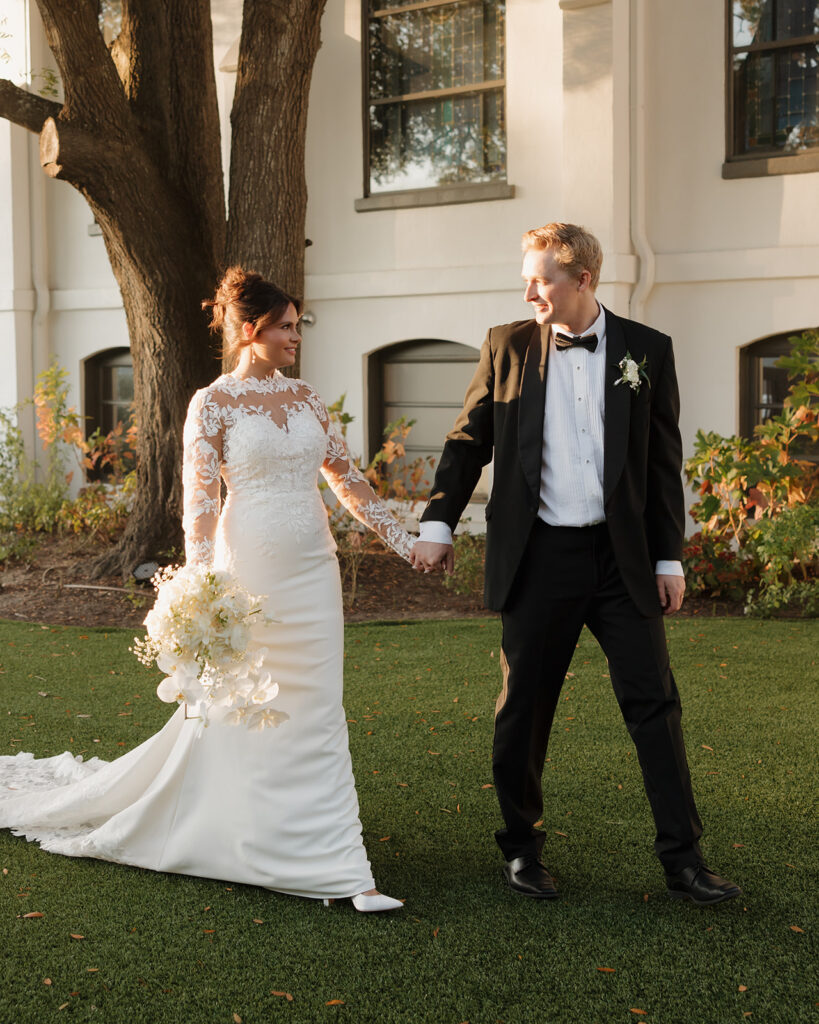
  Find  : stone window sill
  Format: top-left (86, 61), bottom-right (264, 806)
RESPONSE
top-left (355, 182), bottom-right (515, 212)
top-left (722, 151), bottom-right (819, 179)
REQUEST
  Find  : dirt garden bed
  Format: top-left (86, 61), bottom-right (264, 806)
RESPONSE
top-left (0, 533), bottom-right (744, 629)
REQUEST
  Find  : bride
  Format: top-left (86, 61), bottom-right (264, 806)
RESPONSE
top-left (0, 267), bottom-right (421, 913)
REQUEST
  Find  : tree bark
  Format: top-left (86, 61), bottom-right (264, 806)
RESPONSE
top-left (227, 0), bottom-right (328, 377)
top-left (0, 0), bottom-right (327, 574)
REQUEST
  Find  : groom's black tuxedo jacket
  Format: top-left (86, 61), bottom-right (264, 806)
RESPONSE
top-left (420, 307), bottom-right (686, 618)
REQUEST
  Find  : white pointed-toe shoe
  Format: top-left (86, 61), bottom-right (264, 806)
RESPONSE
top-left (322, 892), bottom-right (404, 912)
top-left (351, 891), bottom-right (403, 913)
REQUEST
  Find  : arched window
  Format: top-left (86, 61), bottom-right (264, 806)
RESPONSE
top-left (83, 347), bottom-right (134, 438)
top-left (739, 330), bottom-right (818, 457)
top-left (367, 338), bottom-right (489, 499)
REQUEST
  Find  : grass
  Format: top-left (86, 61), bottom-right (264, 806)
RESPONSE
top-left (0, 616), bottom-right (816, 1024)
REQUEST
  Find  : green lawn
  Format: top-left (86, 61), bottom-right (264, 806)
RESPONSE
top-left (0, 617), bottom-right (816, 1024)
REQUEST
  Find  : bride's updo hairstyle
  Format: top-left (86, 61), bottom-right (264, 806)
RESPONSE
top-left (203, 266), bottom-right (300, 364)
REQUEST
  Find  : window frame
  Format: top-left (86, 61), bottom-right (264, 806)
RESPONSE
top-left (738, 331), bottom-right (819, 457)
top-left (723, 0), bottom-right (819, 178)
top-left (83, 347), bottom-right (133, 439)
top-left (358, 0), bottom-right (514, 209)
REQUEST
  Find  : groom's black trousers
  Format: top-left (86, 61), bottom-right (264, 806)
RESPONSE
top-left (493, 518), bottom-right (704, 874)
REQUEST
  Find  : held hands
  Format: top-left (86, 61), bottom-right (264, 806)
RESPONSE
top-left (410, 541), bottom-right (455, 576)
top-left (657, 573), bottom-right (685, 616)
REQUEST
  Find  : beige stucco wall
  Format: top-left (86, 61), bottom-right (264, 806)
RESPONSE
top-left (1, 0), bottom-right (816, 512)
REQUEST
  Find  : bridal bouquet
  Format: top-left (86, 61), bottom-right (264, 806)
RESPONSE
top-left (132, 564), bottom-right (289, 731)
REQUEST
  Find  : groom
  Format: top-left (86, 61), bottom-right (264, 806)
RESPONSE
top-left (411, 223), bottom-right (740, 906)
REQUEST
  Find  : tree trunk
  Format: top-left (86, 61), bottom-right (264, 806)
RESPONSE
top-left (0, 0), bottom-right (327, 574)
top-left (227, 0), bottom-right (328, 378)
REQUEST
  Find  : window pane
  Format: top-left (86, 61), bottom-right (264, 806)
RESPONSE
top-left (776, 0), bottom-right (819, 40)
top-left (370, 90), bottom-right (505, 191)
top-left (114, 365), bottom-right (134, 403)
top-left (732, 1), bottom-right (818, 46)
top-left (734, 44), bottom-right (819, 152)
top-left (369, 0), bottom-right (504, 99)
top-left (733, 0), bottom-right (774, 47)
top-left (367, 0), bottom-right (505, 193)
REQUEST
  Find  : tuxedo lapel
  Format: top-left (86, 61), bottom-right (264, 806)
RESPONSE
top-left (603, 307), bottom-right (631, 502)
top-left (518, 321), bottom-right (548, 502)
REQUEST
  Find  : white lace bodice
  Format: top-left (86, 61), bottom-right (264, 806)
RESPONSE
top-left (182, 373), bottom-right (415, 567)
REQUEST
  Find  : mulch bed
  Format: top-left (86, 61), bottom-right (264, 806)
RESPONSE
top-left (0, 533), bottom-right (742, 629)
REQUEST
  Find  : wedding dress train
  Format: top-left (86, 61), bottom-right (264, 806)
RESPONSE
top-left (0, 372), bottom-right (414, 899)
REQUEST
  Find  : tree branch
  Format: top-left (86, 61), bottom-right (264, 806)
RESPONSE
top-left (34, 0), bottom-right (129, 125)
top-left (0, 79), bottom-right (62, 134)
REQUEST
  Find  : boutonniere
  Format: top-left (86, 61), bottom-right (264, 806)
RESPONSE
top-left (614, 351), bottom-right (650, 393)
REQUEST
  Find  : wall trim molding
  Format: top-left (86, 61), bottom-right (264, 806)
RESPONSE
top-left (6, 247), bottom-right (816, 314)
top-left (559, 0), bottom-right (611, 10)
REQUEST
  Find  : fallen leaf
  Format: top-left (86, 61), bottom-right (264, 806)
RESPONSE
top-left (555, 831), bottom-right (568, 838)
top-left (203, 929), bottom-right (215, 934)
top-left (233, 1015), bottom-right (242, 1023)
top-left (70, 933), bottom-right (84, 940)
top-left (252, 918), bottom-right (263, 924)
top-left (326, 999), bottom-right (345, 1005)
top-left (432, 927), bottom-right (440, 938)
top-left (643, 894), bottom-right (650, 902)
top-left (397, 782), bottom-right (408, 787)
top-left (738, 984), bottom-right (748, 991)
top-left (43, 979), bottom-right (52, 986)
top-left (379, 836), bottom-right (390, 842)
top-left (58, 1003), bottom-right (69, 1011)
top-left (789, 925), bottom-right (804, 933)
top-left (271, 991), bottom-right (294, 1002)
top-left (732, 843), bottom-right (745, 848)
top-left (86, 968), bottom-right (99, 972)
top-left (481, 784), bottom-right (493, 789)
top-left (701, 744), bottom-right (714, 751)
top-left (533, 820), bottom-right (543, 827)
top-left (23, 911), bottom-right (44, 919)
top-left (596, 967), bottom-right (615, 973)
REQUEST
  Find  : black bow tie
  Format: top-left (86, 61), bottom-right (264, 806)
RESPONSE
top-left (554, 331), bottom-right (598, 352)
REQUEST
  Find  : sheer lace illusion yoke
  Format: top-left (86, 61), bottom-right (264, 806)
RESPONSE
top-left (183, 371), bottom-right (415, 572)
top-left (0, 371), bottom-right (415, 901)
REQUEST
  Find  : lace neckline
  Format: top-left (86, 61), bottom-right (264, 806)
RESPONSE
top-left (228, 370), bottom-right (284, 384)
top-left (210, 372), bottom-right (301, 397)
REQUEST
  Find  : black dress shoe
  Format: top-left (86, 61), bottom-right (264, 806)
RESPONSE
top-left (503, 855), bottom-right (559, 899)
top-left (666, 864), bottom-right (741, 906)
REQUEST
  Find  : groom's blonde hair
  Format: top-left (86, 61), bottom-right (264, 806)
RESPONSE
top-left (521, 223), bottom-right (602, 290)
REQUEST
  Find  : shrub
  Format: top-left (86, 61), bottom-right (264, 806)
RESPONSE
top-left (681, 531), bottom-right (756, 603)
top-left (442, 531), bottom-right (485, 599)
top-left (0, 362), bottom-right (137, 563)
top-left (685, 329), bottom-right (818, 548)
top-left (684, 329), bottom-right (818, 617)
top-left (323, 395), bottom-right (433, 608)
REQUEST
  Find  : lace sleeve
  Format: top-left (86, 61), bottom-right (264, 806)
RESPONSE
top-left (309, 391), bottom-right (415, 562)
top-left (182, 388), bottom-right (224, 567)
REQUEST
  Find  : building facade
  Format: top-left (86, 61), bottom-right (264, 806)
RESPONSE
top-left (1, 0), bottom-right (817, 513)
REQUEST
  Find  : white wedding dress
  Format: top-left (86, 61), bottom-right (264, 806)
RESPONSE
top-left (0, 372), bottom-right (414, 899)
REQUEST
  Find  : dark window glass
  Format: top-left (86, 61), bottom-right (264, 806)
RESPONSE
top-left (365, 0), bottom-right (506, 194)
top-left (740, 332), bottom-right (818, 458)
top-left (730, 1), bottom-right (819, 157)
top-left (84, 348), bottom-right (134, 438)
top-left (367, 339), bottom-right (489, 498)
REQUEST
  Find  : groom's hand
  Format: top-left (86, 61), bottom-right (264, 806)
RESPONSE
top-left (411, 541), bottom-right (455, 576)
top-left (657, 574), bottom-right (685, 616)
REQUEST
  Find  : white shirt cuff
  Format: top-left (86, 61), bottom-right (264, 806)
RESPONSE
top-left (418, 521), bottom-right (454, 545)
top-left (655, 560), bottom-right (684, 577)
